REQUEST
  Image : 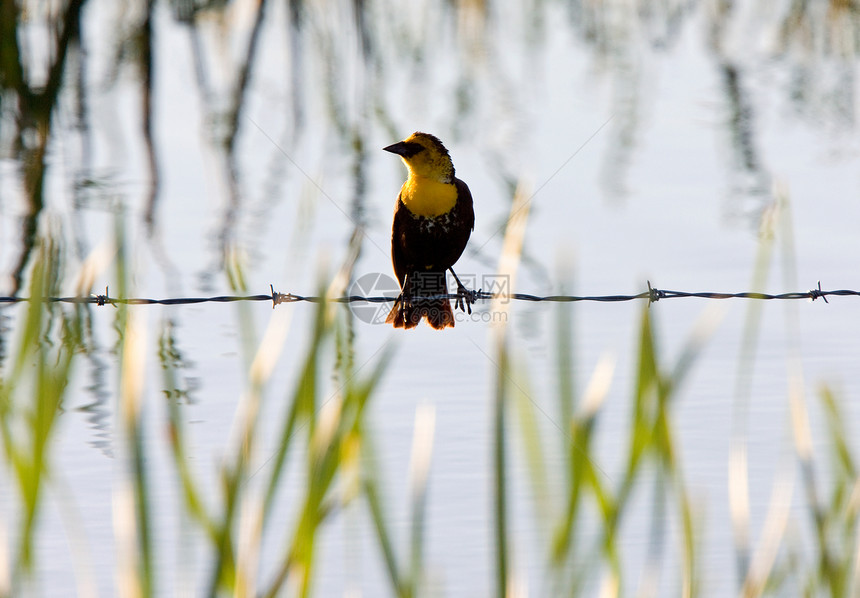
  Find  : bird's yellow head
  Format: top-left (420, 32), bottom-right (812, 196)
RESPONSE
top-left (383, 132), bottom-right (455, 183)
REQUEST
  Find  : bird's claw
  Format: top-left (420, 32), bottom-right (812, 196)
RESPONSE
top-left (454, 286), bottom-right (479, 314)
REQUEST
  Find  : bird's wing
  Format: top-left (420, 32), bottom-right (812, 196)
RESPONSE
top-left (455, 178), bottom-right (475, 231)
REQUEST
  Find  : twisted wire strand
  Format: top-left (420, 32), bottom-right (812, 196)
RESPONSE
top-left (0, 282), bottom-right (851, 307)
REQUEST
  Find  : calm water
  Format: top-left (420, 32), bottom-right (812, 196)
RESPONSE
top-left (2, 0), bottom-right (860, 595)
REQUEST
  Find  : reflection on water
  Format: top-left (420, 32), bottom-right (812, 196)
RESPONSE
top-left (3, 1), bottom-right (857, 289)
top-left (76, 305), bottom-right (115, 457)
top-left (717, 62), bottom-right (773, 224)
top-left (157, 318), bottom-right (199, 406)
top-left (1, 0), bottom-right (860, 595)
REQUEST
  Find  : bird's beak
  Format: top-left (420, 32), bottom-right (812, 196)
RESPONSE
top-left (383, 141), bottom-right (423, 158)
top-left (383, 142), bottom-right (406, 155)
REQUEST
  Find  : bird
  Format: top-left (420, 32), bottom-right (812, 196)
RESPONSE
top-left (383, 132), bottom-right (475, 329)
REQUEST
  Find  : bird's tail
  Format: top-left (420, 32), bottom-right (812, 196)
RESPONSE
top-left (386, 296), bottom-right (454, 329)
top-left (386, 271), bottom-right (454, 330)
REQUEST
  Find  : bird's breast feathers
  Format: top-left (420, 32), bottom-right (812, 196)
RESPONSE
top-left (400, 176), bottom-right (458, 218)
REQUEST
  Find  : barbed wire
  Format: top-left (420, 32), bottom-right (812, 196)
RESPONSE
top-left (0, 282), bottom-right (853, 308)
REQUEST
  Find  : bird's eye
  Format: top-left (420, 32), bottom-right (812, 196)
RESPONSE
top-left (402, 143), bottom-right (425, 158)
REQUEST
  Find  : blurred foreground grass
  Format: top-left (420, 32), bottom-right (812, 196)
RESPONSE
top-left (2, 0), bottom-right (860, 595)
top-left (1, 203), bottom-right (860, 598)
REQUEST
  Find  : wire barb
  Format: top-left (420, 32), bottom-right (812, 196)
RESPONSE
top-left (809, 281), bottom-right (829, 304)
top-left (647, 280), bottom-right (665, 305)
top-left (91, 286), bottom-right (111, 307)
top-left (269, 285), bottom-right (300, 306)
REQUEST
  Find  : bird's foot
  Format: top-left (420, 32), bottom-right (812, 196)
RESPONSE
top-left (454, 285), bottom-right (479, 314)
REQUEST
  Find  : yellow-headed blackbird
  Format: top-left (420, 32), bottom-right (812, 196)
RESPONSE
top-left (383, 132), bottom-right (475, 329)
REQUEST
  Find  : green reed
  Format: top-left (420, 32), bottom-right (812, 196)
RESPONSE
top-left (0, 240), bottom-right (80, 583)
